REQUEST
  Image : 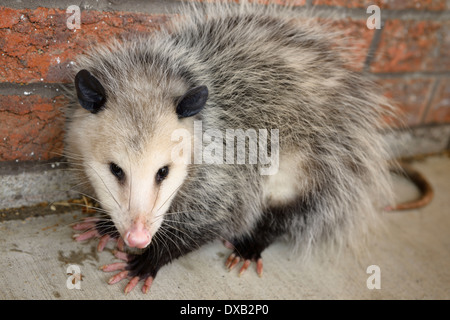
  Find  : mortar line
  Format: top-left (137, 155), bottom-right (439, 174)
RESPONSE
top-left (363, 25), bottom-right (384, 73)
top-left (419, 78), bottom-right (441, 125)
top-left (0, 83), bottom-right (67, 98)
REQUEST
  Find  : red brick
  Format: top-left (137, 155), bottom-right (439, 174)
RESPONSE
top-left (377, 78), bottom-right (434, 126)
top-left (437, 21), bottom-right (450, 71)
top-left (370, 20), bottom-right (447, 73)
top-left (424, 78), bottom-right (450, 124)
top-left (0, 94), bottom-right (67, 161)
top-left (0, 7), bottom-right (172, 84)
top-left (0, 7), bottom-right (21, 28)
top-left (312, 0), bottom-right (447, 10)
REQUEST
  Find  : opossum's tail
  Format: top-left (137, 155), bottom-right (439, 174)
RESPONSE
top-left (386, 161), bottom-right (434, 211)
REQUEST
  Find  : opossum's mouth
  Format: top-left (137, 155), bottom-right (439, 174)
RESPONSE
top-left (123, 246), bottom-right (148, 255)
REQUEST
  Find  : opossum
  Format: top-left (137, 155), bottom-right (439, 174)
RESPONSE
top-left (66, 2), bottom-right (401, 293)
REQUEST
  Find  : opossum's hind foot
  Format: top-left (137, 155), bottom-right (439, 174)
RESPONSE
top-left (103, 268), bottom-right (154, 294)
top-left (224, 210), bottom-right (281, 277)
top-left (72, 217), bottom-right (123, 252)
top-left (107, 272), bottom-right (154, 294)
top-left (101, 249), bottom-right (157, 294)
top-left (226, 252), bottom-right (264, 277)
top-left (225, 237), bottom-right (268, 277)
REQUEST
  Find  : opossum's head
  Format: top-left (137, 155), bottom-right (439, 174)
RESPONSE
top-left (71, 69), bottom-right (208, 249)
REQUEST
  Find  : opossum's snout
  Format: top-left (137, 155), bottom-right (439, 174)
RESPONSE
top-left (124, 220), bottom-right (152, 249)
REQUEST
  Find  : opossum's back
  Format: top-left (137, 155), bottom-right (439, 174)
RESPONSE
top-left (172, 9), bottom-right (337, 84)
top-left (169, 9), bottom-right (357, 133)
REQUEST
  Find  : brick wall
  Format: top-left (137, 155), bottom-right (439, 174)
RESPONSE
top-left (0, 0), bottom-right (449, 164)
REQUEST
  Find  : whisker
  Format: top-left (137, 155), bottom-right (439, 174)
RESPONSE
top-left (85, 162), bottom-right (122, 210)
top-left (153, 228), bottom-right (174, 262)
top-left (155, 225), bottom-right (187, 257)
top-left (53, 214), bottom-right (113, 234)
top-left (161, 217), bottom-right (238, 253)
top-left (53, 151), bottom-right (121, 208)
top-left (152, 182), bottom-right (185, 219)
top-left (61, 202), bottom-right (109, 215)
top-left (127, 149), bottom-right (132, 212)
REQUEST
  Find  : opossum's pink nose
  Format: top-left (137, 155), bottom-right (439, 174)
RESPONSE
top-left (124, 222), bottom-right (151, 249)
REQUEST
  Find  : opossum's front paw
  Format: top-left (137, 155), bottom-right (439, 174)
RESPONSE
top-left (100, 250), bottom-right (156, 294)
top-left (224, 240), bottom-right (264, 277)
top-left (72, 217), bottom-right (123, 252)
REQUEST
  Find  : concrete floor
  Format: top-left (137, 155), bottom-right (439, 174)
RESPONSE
top-left (0, 154), bottom-right (448, 300)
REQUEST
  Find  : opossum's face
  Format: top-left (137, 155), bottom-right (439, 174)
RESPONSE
top-left (72, 70), bottom-right (208, 248)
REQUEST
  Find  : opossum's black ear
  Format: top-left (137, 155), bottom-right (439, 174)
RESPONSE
top-left (176, 85), bottom-right (208, 118)
top-left (75, 69), bottom-right (107, 114)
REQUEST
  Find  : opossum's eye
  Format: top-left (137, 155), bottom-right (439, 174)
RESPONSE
top-left (110, 162), bottom-right (125, 182)
top-left (156, 166), bottom-right (169, 183)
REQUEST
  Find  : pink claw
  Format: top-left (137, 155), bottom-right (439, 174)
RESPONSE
top-left (223, 240), bottom-right (234, 249)
top-left (97, 235), bottom-right (111, 252)
top-left (142, 277), bottom-right (154, 294)
top-left (225, 253), bottom-right (235, 269)
top-left (72, 221), bottom-right (96, 230)
top-left (124, 276), bottom-right (140, 294)
top-left (256, 258), bottom-right (263, 277)
top-left (108, 270), bottom-right (129, 285)
top-left (100, 262), bottom-right (127, 272)
top-left (113, 250), bottom-right (129, 262)
top-left (226, 255), bottom-right (241, 271)
top-left (73, 229), bottom-right (98, 241)
top-left (239, 260), bottom-right (251, 277)
top-left (117, 237), bottom-right (125, 251)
